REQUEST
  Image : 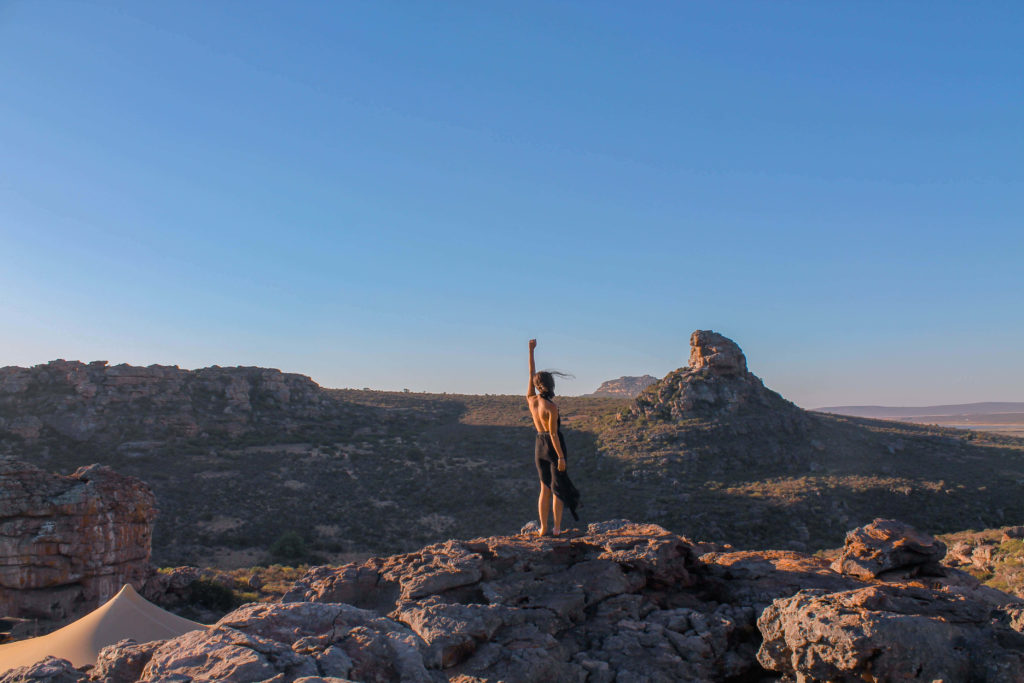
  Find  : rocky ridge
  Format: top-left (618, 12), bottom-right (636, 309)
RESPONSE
top-left (2, 336), bottom-right (1023, 568)
top-left (0, 360), bottom-right (337, 444)
top-left (587, 376), bottom-right (658, 399)
top-left (7, 519), bottom-right (1024, 682)
top-left (0, 458), bottom-right (156, 623)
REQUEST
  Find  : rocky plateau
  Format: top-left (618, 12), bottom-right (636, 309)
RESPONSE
top-left (0, 361), bottom-right (343, 444)
top-left (587, 376), bottom-right (658, 399)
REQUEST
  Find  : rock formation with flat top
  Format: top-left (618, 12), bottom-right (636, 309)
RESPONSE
top-left (0, 458), bottom-right (156, 622)
top-left (588, 375), bottom-right (658, 398)
top-left (0, 360), bottom-right (332, 444)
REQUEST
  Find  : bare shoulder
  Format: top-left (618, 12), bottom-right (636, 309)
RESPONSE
top-left (537, 397), bottom-right (558, 418)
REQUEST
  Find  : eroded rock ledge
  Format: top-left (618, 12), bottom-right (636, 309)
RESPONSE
top-left (0, 458), bottom-right (156, 623)
top-left (5, 519), bottom-right (1024, 682)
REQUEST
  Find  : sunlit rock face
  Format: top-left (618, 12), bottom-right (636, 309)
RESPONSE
top-left (688, 330), bottom-right (747, 374)
top-left (0, 458), bottom-right (156, 622)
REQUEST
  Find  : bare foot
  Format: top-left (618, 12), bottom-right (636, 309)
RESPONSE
top-left (538, 528), bottom-right (551, 537)
top-left (552, 528), bottom-right (562, 537)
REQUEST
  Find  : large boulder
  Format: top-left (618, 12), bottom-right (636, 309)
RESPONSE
top-left (0, 459), bottom-right (156, 622)
top-left (688, 330), bottom-right (747, 374)
top-left (90, 639), bottom-right (163, 683)
top-left (0, 656), bottom-right (86, 683)
top-left (757, 584), bottom-right (1024, 682)
top-left (93, 602), bottom-right (433, 683)
top-left (831, 518), bottom-right (947, 580)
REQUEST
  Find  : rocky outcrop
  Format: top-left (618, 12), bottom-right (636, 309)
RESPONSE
top-left (688, 330), bottom-right (747, 374)
top-left (90, 639), bottom-right (163, 683)
top-left (758, 519), bottom-right (1024, 681)
top-left (610, 330), bottom-right (813, 484)
top-left (0, 655), bottom-right (85, 683)
top-left (588, 375), bottom-right (658, 398)
top-left (832, 518), bottom-right (947, 580)
top-left (13, 519), bottom-right (1024, 682)
top-left (757, 584), bottom-right (1024, 681)
top-left (281, 521), bottom-right (755, 682)
top-left (0, 459), bottom-right (156, 622)
top-left (0, 360), bottom-right (333, 444)
top-left (631, 330), bottom-right (804, 426)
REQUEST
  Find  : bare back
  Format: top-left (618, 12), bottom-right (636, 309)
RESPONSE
top-left (527, 395), bottom-right (558, 434)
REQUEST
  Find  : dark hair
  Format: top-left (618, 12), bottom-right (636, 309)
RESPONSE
top-left (533, 370), bottom-right (573, 400)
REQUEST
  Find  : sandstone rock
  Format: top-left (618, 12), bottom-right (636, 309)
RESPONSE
top-left (0, 459), bottom-right (156, 622)
top-left (757, 584), bottom-right (1024, 682)
top-left (90, 639), bottom-right (162, 683)
top-left (120, 602), bottom-right (433, 683)
top-left (84, 519), bottom-right (1024, 682)
top-left (688, 330), bottom-right (747, 374)
top-left (831, 518), bottom-right (946, 580)
top-left (281, 522), bottom-right (761, 682)
top-left (139, 625), bottom-right (317, 682)
top-left (0, 656), bottom-right (86, 683)
top-left (628, 331), bottom-right (809, 449)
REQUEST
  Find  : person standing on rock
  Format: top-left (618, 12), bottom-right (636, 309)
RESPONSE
top-left (527, 339), bottom-right (580, 536)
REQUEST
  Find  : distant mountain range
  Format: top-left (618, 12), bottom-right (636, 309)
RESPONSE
top-left (816, 402), bottom-right (1024, 418)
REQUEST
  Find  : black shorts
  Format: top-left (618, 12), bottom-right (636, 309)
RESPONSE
top-left (535, 431), bottom-right (567, 488)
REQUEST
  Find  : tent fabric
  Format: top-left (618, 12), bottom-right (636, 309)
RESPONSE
top-left (0, 584), bottom-right (206, 672)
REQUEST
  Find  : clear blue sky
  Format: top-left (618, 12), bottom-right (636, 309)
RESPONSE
top-left (2, 1), bottom-right (1022, 407)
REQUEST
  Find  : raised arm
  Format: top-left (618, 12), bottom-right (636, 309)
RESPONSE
top-left (527, 339), bottom-right (537, 397)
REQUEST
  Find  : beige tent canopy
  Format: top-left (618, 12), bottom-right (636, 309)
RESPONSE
top-left (0, 584), bottom-right (206, 672)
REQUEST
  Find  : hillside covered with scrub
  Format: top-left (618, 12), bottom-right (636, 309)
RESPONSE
top-left (1, 331), bottom-right (1022, 567)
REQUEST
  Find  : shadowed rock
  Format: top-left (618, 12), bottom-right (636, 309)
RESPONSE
top-left (0, 656), bottom-right (86, 683)
top-left (0, 458), bottom-right (156, 623)
top-left (90, 639), bottom-right (162, 683)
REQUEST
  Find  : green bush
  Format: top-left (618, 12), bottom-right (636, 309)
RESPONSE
top-left (187, 579), bottom-right (237, 612)
top-left (270, 531), bottom-right (308, 562)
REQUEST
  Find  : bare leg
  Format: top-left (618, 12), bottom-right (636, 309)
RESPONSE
top-left (538, 485), bottom-right (552, 535)
top-left (552, 495), bottom-right (564, 536)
